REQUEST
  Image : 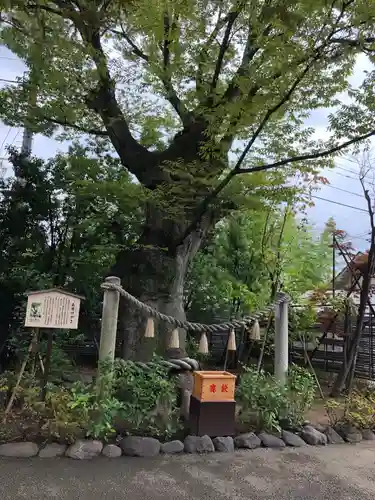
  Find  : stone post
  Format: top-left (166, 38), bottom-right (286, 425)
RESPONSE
top-left (99, 276), bottom-right (121, 365)
top-left (274, 294), bottom-right (289, 384)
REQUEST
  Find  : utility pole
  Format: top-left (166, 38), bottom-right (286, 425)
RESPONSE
top-left (332, 232), bottom-right (336, 298)
top-left (21, 128), bottom-right (33, 156)
top-left (21, 65), bottom-right (38, 157)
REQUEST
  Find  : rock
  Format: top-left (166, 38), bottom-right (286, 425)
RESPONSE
top-left (161, 440), bottom-right (184, 454)
top-left (62, 372), bottom-right (79, 383)
top-left (314, 423), bottom-right (328, 433)
top-left (212, 436), bottom-right (234, 452)
top-left (324, 427), bottom-right (345, 444)
top-left (281, 430), bottom-right (306, 447)
top-left (361, 429), bottom-right (375, 440)
top-left (102, 444), bottom-right (122, 458)
top-left (301, 425), bottom-right (327, 446)
top-left (65, 440), bottom-right (103, 459)
top-left (234, 432), bottom-right (261, 449)
top-left (120, 436), bottom-right (160, 457)
top-left (279, 419), bottom-right (302, 433)
top-left (39, 443), bottom-right (67, 458)
top-left (336, 424), bottom-right (362, 443)
top-left (0, 442), bottom-right (39, 458)
top-left (184, 435), bottom-right (215, 453)
top-left (258, 432), bottom-right (286, 448)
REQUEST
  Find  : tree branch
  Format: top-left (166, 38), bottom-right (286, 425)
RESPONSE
top-left (112, 16), bottom-right (192, 126)
top-left (213, 0), bottom-right (358, 114)
top-left (110, 28), bottom-right (149, 61)
top-left (41, 116), bottom-right (109, 136)
top-left (196, 8), bottom-right (231, 96)
top-left (26, 3), bottom-right (64, 17)
top-left (73, 18), bottom-right (155, 182)
top-left (239, 130), bottom-right (375, 174)
top-left (216, 2), bottom-right (359, 146)
top-left (176, 129), bottom-right (375, 249)
top-left (209, 11), bottom-right (239, 98)
top-left (331, 36), bottom-right (375, 44)
top-left (162, 12), bottom-right (171, 69)
top-left (158, 12), bottom-right (193, 126)
top-left (229, 62), bottom-right (314, 173)
top-left (220, 23), bottom-right (273, 105)
top-left (330, 36), bottom-right (375, 52)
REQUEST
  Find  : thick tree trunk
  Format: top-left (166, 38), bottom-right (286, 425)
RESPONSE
top-left (111, 211), bottom-right (207, 361)
top-left (107, 122), bottom-right (226, 361)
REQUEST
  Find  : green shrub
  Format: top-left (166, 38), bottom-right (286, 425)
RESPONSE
top-left (326, 390), bottom-right (375, 430)
top-left (236, 364), bottom-right (317, 432)
top-left (42, 385), bottom-right (88, 443)
top-left (0, 371), bottom-right (124, 442)
top-left (286, 365), bottom-right (316, 428)
top-left (236, 367), bottom-right (288, 432)
top-left (1, 357), bottom-right (181, 442)
top-left (112, 357), bottom-right (180, 439)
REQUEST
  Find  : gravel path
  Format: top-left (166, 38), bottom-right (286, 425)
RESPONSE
top-left (1, 442), bottom-right (375, 499)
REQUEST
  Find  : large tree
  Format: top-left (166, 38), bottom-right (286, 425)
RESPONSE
top-left (1, 0), bottom-right (375, 359)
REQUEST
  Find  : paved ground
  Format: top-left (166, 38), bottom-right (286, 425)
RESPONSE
top-left (1, 443), bottom-right (375, 499)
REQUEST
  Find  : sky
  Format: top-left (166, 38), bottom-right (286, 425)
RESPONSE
top-left (0, 45), bottom-right (374, 253)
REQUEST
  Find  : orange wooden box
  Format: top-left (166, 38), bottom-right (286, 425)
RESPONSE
top-left (192, 371), bottom-right (236, 402)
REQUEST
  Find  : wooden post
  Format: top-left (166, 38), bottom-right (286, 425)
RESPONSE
top-left (99, 276), bottom-right (121, 367)
top-left (274, 295), bottom-right (289, 384)
top-left (3, 329), bottom-right (39, 422)
top-left (41, 330), bottom-right (53, 401)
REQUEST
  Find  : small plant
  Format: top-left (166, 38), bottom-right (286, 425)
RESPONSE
top-left (68, 382), bottom-right (125, 440)
top-left (286, 365), bottom-right (317, 428)
top-left (236, 367), bottom-right (288, 432)
top-left (113, 356), bottom-right (180, 439)
top-left (236, 364), bottom-right (317, 432)
top-left (325, 390), bottom-right (375, 430)
top-left (325, 399), bottom-right (343, 427)
top-left (43, 385), bottom-right (88, 443)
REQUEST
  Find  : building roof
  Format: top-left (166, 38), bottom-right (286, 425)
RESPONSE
top-left (333, 251), bottom-right (370, 290)
top-left (25, 288), bottom-right (85, 300)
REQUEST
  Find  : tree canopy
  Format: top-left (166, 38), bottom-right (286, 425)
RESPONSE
top-left (1, 0), bottom-right (375, 358)
top-left (186, 207), bottom-right (333, 323)
top-left (1, 1), bottom-right (375, 204)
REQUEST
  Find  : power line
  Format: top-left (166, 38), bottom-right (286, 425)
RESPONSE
top-left (0, 128), bottom-right (12, 154)
top-left (0, 56), bottom-right (18, 61)
top-left (311, 195), bottom-right (368, 213)
top-left (348, 230), bottom-right (371, 238)
top-left (333, 170), bottom-right (360, 182)
top-left (332, 169), bottom-right (375, 188)
top-left (0, 77), bottom-right (18, 84)
top-left (10, 129), bottom-right (21, 148)
top-left (323, 184), bottom-right (363, 198)
top-left (0, 128), bottom-right (21, 172)
top-left (335, 163), bottom-right (375, 183)
top-left (335, 164), bottom-right (361, 176)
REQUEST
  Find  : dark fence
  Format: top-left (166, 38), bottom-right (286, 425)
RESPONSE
top-left (292, 313), bottom-right (375, 381)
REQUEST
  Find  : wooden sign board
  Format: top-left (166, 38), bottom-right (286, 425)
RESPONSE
top-left (25, 289), bottom-right (83, 330)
